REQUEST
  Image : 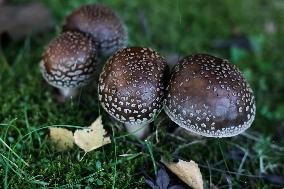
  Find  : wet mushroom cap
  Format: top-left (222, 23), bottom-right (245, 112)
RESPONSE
top-left (164, 54), bottom-right (256, 137)
top-left (64, 4), bottom-right (128, 56)
top-left (41, 31), bottom-right (98, 89)
top-left (99, 47), bottom-right (167, 125)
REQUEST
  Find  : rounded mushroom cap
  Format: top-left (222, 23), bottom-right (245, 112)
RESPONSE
top-left (99, 47), bottom-right (167, 125)
top-left (41, 31), bottom-right (98, 89)
top-left (164, 54), bottom-right (256, 137)
top-left (64, 4), bottom-right (128, 56)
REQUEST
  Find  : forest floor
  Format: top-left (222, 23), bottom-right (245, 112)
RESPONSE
top-left (0, 0), bottom-right (284, 188)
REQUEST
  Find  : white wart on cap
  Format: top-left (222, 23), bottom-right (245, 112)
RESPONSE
top-left (64, 4), bottom-right (128, 56)
top-left (164, 54), bottom-right (256, 137)
top-left (98, 47), bottom-right (167, 138)
top-left (40, 31), bottom-right (98, 99)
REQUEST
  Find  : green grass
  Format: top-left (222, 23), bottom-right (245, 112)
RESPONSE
top-left (1, 0), bottom-right (284, 188)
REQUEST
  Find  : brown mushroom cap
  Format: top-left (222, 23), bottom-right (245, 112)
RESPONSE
top-left (98, 47), bottom-right (167, 125)
top-left (41, 31), bottom-right (98, 89)
top-left (164, 54), bottom-right (256, 137)
top-left (64, 4), bottom-right (128, 56)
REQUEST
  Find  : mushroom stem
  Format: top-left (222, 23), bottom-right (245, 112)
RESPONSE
top-left (124, 123), bottom-right (150, 139)
top-left (59, 88), bottom-right (78, 99)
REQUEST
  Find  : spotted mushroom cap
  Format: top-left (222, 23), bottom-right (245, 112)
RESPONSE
top-left (99, 47), bottom-right (168, 125)
top-left (64, 4), bottom-right (128, 56)
top-left (164, 54), bottom-right (256, 137)
top-left (40, 31), bottom-right (98, 89)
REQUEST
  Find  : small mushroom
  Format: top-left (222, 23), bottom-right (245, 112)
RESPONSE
top-left (40, 31), bottom-right (98, 101)
top-left (164, 54), bottom-right (256, 137)
top-left (98, 47), bottom-right (168, 138)
top-left (64, 4), bottom-right (128, 56)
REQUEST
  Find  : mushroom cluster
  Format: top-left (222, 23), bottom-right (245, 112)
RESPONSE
top-left (41, 4), bottom-right (128, 100)
top-left (40, 3), bottom-right (256, 139)
top-left (99, 51), bottom-right (255, 138)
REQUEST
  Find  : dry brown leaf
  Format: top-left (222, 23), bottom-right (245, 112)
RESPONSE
top-left (162, 159), bottom-right (204, 189)
top-left (74, 116), bottom-right (111, 153)
top-left (0, 3), bottom-right (54, 42)
top-left (49, 127), bottom-right (74, 151)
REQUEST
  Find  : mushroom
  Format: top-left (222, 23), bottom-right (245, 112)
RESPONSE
top-left (98, 47), bottom-right (168, 138)
top-left (40, 31), bottom-right (98, 101)
top-left (164, 54), bottom-right (256, 137)
top-left (63, 4), bottom-right (128, 56)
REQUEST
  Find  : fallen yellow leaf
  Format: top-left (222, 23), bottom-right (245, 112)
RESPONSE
top-left (162, 159), bottom-right (204, 189)
top-left (74, 116), bottom-right (111, 153)
top-left (49, 127), bottom-right (74, 151)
